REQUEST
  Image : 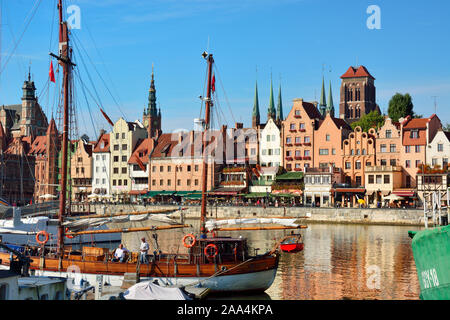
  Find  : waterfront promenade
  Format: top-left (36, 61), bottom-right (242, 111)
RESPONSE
top-left (83, 203), bottom-right (432, 227)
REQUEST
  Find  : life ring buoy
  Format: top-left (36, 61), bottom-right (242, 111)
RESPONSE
top-left (204, 243), bottom-right (218, 259)
top-left (182, 234), bottom-right (196, 248)
top-left (36, 231), bottom-right (49, 245)
top-left (65, 228), bottom-right (74, 239)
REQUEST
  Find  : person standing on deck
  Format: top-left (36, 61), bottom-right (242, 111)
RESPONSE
top-left (140, 237), bottom-right (149, 263)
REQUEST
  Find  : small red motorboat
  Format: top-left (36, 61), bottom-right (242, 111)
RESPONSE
top-left (279, 234), bottom-right (304, 253)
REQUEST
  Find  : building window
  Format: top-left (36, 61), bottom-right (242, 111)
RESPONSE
top-left (405, 146), bottom-right (411, 153)
top-left (300, 123), bottom-right (305, 130)
top-left (113, 156), bottom-right (119, 162)
top-left (115, 133), bottom-right (119, 139)
top-left (410, 130), bottom-right (419, 139)
top-left (177, 179), bottom-right (181, 186)
top-left (195, 165), bottom-right (199, 172)
top-left (122, 144), bottom-right (127, 151)
top-left (195, 179), bottom-right (199, 186)
top-left (122, 133), bottom-right (125, 139)
top-left (124, 180), bottom-right (127, 186)
top-left (118, 180), bottom-right (122, 186)
top-left (415, 160), bottom-right (421, 168)
top-left (295, 137), bottom-right (301, 144)
top-left (319, 149), bottom-right (329, 155)
top-left (415, 145), bottom-right (420, 153)
top-left (405, 160), bottom-right (411, 168)
top-left (356, 176), bottom-right (362, 186)
top-left (152, 180), bottom-right (156, 186)
top-left (275, 149), bottom-right (280, 155)
top-left (380, 159), bottom-right (387, 166)
top-left (385, 130), bottom-right (392, 138)
top-left (167, 180), bottom-right (171, 186)
top-left (187, 179), bottom-right (191, 186)
top-left (122, 167), bottom-right (127, 174)
top-left (356, 149), bottom-right (360, 155)
top-left (438, 144), bottom-right (444, 152)
top-left (113, 168), bottom-right (119, 174)
top-left (390, 144), bottom-right (396, 153)
top-left (326, 134), bottom-right (330, 141)
top-left (295, 150), bottom-right (301, 157)
top-left (286, 151), bottom-right (292, 157)
top-left (380, 144), bottom-right (387, 153)
top-left (160, 166), bottom-right (163, 172)
top-left (114, 145), bottom-right (119, 151)
top-left (390, 159), bottom-right (396, 166)
top-left (286, 137), bottom-right (291, 144)
top-left (122, 156), bottom-right (127, 162)
top-left (304, 136), bottom-right (310, 143)
top-left (251, 148), bottom-right (256, 156)
top-left (304, 150), bottom-right (310, 157)
top-left (375, 175), bottom-right (382, 184)
top-left (384, 175), bottom-right (390, 184)
top-left (295, 110), bottom-right (301, 116)
top-left (332, 148), bottom-right (336, 155)
top-left (368, 175), bottom-right (374, 184)
top-left (262, 149), bottom-right (267, 156)
top-left (345, 162), bottom-right (351, 169)
top-left (355, 161), bottom-right (361, 169)
top-left (113, 180), bottom-right (116, 186)
top-left (290, 123), bottom-right (296, 130)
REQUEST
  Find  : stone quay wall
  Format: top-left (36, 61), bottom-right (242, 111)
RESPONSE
top-left (83, 203), bottom-right (431, 227)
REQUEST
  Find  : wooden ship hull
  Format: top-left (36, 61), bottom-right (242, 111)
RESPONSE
top-left (0, 251), bottom-right (279, 293)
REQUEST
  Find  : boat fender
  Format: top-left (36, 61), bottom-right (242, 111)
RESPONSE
top-left (65, 228), bottom-right (74, 239)
top-left (204, 244), bottom-right (218, 258)
top-left (36, 231), bottom-right (49, 245)
top-left (182, 234), bottom-right (196, 248)
top-left (221, 266), bottom-right (227, 271)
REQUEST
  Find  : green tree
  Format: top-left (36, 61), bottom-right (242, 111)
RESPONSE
top-left (444, 123), bottom-right (450, 131)
top-left (351, 110), bottom-right (385, 132)
top-left (387, 93), bottom-right (414, 122)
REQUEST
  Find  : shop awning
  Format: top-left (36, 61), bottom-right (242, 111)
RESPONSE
top-left (276, 172), bottom-right (304, 181)
top-left (243, 193), bottom-right (271, 198)
top-left (272, 193), bottom-right (297, 198)
top-left (393, 190), bottom-right (415, 197)
top-left (141, 191), bottom-right (159, 198)
top-left (209, 187), bottom-right (245, 196)
top-left (129, 190), bottom-right (148, 196)
top-left (184, 194), bottom-right (203, 200)
top-left (332, 188), bottom-right (366, 193)
top-left (173, 191), bottom-right (191, 196)
top-left (157, 191), bottom-right (176, 196)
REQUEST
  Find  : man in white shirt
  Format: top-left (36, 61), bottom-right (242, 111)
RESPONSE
top-left (140, 237), bottom-right (149, 263)
top-left (113, 244), bottom-right (128, 263)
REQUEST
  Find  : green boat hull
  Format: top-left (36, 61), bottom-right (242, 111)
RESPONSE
top-left (409, 225), bottom-right (450, 300)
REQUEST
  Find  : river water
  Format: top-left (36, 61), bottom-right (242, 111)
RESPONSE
top-left (120, 220), bottom-right (422, 300)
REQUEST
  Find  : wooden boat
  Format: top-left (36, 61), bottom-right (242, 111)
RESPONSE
top-left (0, 2), bottom-right (289, 294)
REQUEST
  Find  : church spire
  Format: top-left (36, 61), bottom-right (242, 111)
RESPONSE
top-left (147, 63), bottom-right (157, 117)
top-left (268, 75), bottom-right (276, 120)
top-left (327, 81), bottom-right (335, 117)
top-left (319, 76), bottom-right (327, 117)
top-left (276, 84), bottom-right (283, 122)
top-left (252, 80), bottom-right (260, 128)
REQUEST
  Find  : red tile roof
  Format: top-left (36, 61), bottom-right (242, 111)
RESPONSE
top-left (150, 133), bottom-right (179, 158)
top-left (341, 66), bottom-right (375, 80)
top-left (129, 138), bottom-right (154, 164)
top-left (302, 101), bottom-right (323, 120)
top-left (93, 133), bottom-right (110, 153)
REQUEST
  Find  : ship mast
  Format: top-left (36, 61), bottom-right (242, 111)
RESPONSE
top-left (200, 52), bottom-right (214, 237)
top-left (50, 0), bottom-right (74, 260)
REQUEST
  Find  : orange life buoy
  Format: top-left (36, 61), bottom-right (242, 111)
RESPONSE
top-left (65, 228), bottom-right (74, 239)
top-left (204, 243), bottom-right (218, 259)
top-left (182, 234), bottom-right (196, 248)
top-left (36, 231), bottom-right (49, 245)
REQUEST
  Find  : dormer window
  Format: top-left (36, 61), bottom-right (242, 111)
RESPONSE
top-left (410, 130), bottom-right (419, 139)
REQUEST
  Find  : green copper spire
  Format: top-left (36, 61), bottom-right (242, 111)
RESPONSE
top-left (147, 63), bottom-right (157, 117)
top-left (277, 84), bottom-right (283, 121)
top-left (268, 76), bottom-right (276, 120)
top-left (327, 81), bottom-right (335, 117)
top-left (252, 81), bottom-right (260, 118)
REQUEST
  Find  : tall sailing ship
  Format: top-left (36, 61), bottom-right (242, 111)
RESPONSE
top-left (0, 0), bottom-right (306, 294)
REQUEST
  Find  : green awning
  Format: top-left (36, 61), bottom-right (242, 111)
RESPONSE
top-left (142, 191), bottom-right (159, 198)
top-left (174, 191), bottom-right (191, 196)
top-left (157, 191), bottom-right (176, 196)
top-left (276, 172), bottom-right (304, 181)
top-left (243, 193), bottom-right (271, 198)
top-left (184, 194), bottom-right (203, 200)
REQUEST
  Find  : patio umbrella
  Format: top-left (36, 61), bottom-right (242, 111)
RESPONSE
top-left (383, 194), bottom-right (404, 201)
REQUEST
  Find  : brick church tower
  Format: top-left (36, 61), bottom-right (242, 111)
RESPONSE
top-left (143, 64), bottom-right (161, 139)
top-left (339, 66), bottom-right (377, 124)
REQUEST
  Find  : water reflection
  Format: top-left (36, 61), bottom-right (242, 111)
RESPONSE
top-left (118, 220), bottom-right (421, 300)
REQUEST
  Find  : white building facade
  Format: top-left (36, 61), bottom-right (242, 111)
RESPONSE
top-left (427, 129), bottom-right (450, 168)
top-left (259, 118), bottom-right (282, 168)
top-left (92, 132), bottom-right (111, 196)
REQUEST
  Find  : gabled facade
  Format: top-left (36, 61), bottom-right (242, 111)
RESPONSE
top-left (128, 137), bottom-right (155, 199)
top-left (314, 112), bottom-right (352, 169)
top-left (70, 138), bottom-right (93, 202)
top-left (110, 118), bottom-right (147, 197)
top-left (399, 114), bottom-right (441, 188)
top-left (282, 99), bottom-right (322, 172)
top-left (92, 132), bottom-right (111, 196)
top-left (427, 129), bottom-right (450, 168)
top-left (259, 118), bottom-right (282, 168)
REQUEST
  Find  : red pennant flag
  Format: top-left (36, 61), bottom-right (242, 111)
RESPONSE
top-left (136, 155), bottom-right (146, 171)
top-left (100, 108), bottom-right (115, 127)
top-left (211, 74), bottom-right (216, 93)
top-left (49, 61), bottom-right (56, 83)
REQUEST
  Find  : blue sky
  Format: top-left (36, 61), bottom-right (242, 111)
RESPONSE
top-left (1, 0), bottom-right (449, 139)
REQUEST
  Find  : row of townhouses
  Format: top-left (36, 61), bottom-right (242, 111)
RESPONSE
top-left (1, 66), bottom-right (449, 209)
